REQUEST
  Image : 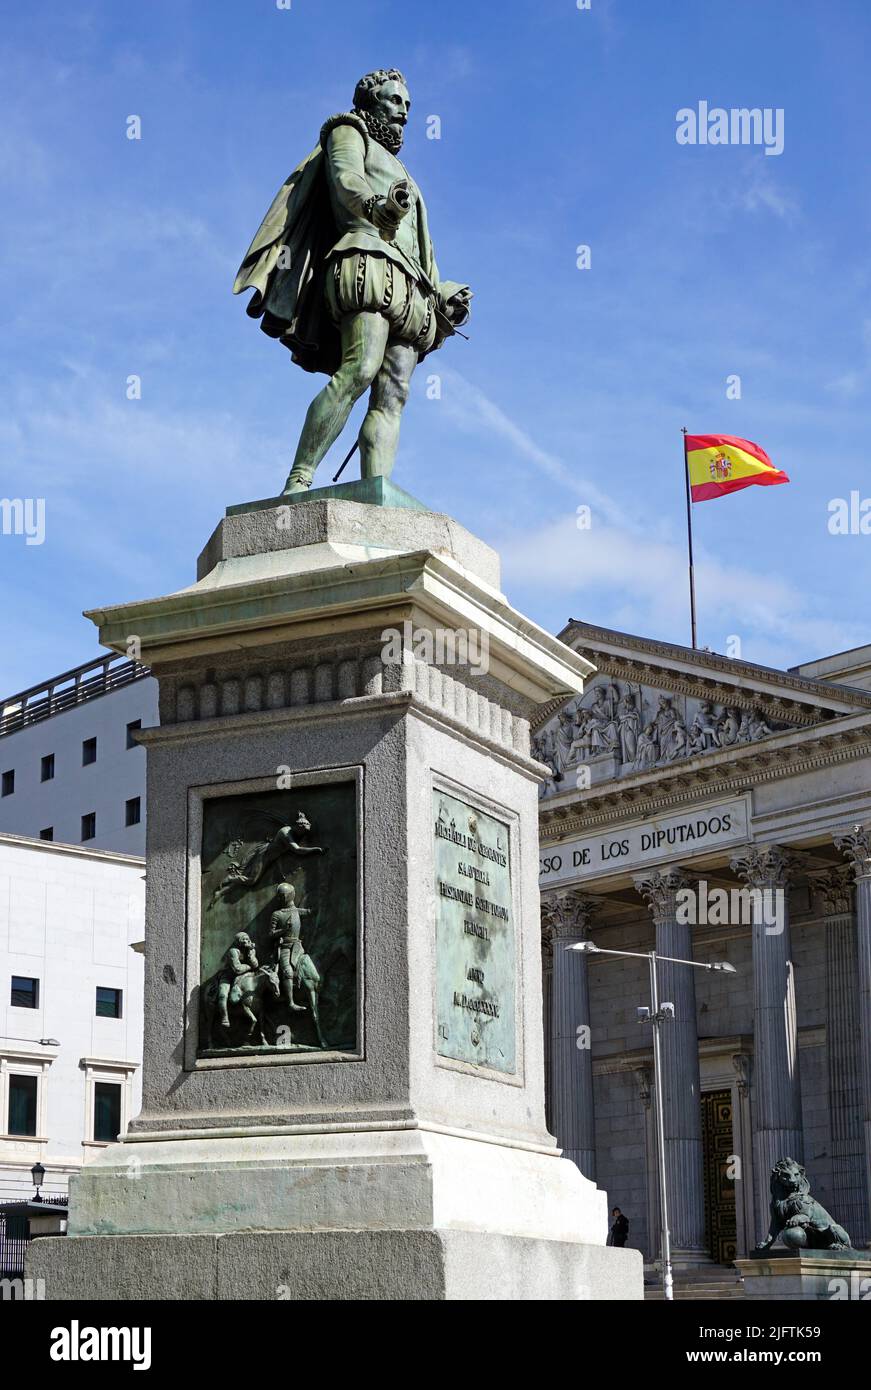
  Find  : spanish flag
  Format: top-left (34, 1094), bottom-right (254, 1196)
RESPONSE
top-left (685, 433), bottom-right (789, 502)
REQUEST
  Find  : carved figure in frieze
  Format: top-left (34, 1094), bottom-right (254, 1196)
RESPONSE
top-left (748, 706), bottom-right (774, 741)
top-left (532, 729), bottom-right (561, 796)
top-left (616, 690), bottom-right (640, 763)
top-left (554, 707), bottom-right (576, 772)
top-left (652, 696), bottom-right (680, 759)
top-left (209, 810), bottom-right (326, 907)
top-left (569, 706), bottom-right (595, 762)
top-left (689, 700), bottom-right (721, 752)
top-left (587, 686), bottom-right (620, 754)
top-left (634, 723), bottom-right (659, 772)
top-left (602, 681), bottom-right (621, 721)
top-left (663, 716), bottom-right (689, 761)
top-left (718, 707), bottom-right (741, 746)
top-left (737, 711), bottom-right (753, 742)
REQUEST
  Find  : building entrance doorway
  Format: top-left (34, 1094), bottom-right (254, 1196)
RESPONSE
top-left (701, 1088), bottom-right (737, 1264)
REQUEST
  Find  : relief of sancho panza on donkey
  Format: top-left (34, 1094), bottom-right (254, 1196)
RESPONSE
top-left (198, 788), bottom-right (358, 1057)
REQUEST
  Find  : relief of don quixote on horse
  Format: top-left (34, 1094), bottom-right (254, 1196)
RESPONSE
top-left (200, 882), bottom-right (327, 1052)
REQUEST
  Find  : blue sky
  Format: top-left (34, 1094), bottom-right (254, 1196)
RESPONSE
top-left (1, 0), bottom-right (869, 696)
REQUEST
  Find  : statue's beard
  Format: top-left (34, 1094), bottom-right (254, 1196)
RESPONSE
top-left (359, 108), bottom-right (404, 155)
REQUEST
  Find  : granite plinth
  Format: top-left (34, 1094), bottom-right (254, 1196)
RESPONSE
top-left (736, 1249), bottom-right (871, 1300)
top-left (29, 1228), bottom-right (643, 1302)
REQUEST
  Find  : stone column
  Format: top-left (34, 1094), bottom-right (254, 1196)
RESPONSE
top-left (731, 845), bottom-right (803, 1234)
top-left (541, 914), bottom-right (554, 1134)
top-left (542, 890), bottom-right (600, 1178)
top-left (730, 1052), bottom-right (756, 1258)
top-left (834, 824), bottom-right (871, 1245)
top-left (634, 1066), bottom-right (659, 1261)
top-left (634, 868), bottom-right (707, 1259)
top-left (813, 866), bottom-right (868, 1246)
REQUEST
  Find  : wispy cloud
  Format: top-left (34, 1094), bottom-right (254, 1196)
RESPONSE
top-left (437, 367), bottom-right (635, 529)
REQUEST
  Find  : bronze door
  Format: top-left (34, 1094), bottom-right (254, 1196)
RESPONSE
top-left (701, 1088), bottom-right (738, 1264)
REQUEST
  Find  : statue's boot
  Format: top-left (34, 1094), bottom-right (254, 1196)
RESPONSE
top-left (282, 464), bottom-right (314, 495)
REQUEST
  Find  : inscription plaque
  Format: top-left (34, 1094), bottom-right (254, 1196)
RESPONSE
top-left (433, 788), bottom-right (516, 1073)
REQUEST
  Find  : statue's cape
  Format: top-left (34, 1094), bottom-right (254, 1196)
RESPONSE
top-left (232, 120), bottom-right (347, 375)
top-left (233, 113), bottom-right (467, 376)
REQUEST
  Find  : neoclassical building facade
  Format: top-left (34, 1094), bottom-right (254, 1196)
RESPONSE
top-left (535, 623), bottom-right (871, 1265)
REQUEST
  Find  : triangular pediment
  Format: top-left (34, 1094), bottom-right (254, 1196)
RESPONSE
top-left (533, 621), bottom-right (871, 803)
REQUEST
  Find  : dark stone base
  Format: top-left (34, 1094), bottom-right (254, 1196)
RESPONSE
top-left (28, 1229), bottom-right (643, 1302)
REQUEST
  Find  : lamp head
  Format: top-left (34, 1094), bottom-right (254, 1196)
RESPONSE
top-left (31, 1160), bottom-right (45, 1201)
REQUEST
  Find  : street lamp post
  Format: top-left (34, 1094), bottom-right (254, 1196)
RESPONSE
top-left (567, 940), bottom-right (736, 1302)
top-left (31, 1160), bottom-right (46, 1203)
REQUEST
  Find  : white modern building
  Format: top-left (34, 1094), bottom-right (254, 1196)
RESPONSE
top-left (0, 832), bottom-right (145, 1201)
top-left (0, 655), bottom-right (157, 855)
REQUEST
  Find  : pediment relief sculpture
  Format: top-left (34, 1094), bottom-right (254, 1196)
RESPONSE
top-left (532, 675), bottom-right (795, 797)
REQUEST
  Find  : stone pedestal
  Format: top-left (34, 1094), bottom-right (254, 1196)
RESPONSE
top-left (736, 1249), bottom-right (871, 1301)
top-left (30, 483), bottom-right (642, 1301)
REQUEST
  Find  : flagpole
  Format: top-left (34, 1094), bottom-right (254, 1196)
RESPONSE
top-left (682, 426), bottom-right (698, 649)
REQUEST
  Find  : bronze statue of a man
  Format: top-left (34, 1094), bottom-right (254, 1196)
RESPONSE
top-left (233, 68), bottom-right (471, 494)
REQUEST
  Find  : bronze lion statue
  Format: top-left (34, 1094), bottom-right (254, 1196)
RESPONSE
top-left (755, 1158), bottom-right (851, 1253)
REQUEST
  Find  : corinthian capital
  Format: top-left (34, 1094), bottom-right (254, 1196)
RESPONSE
top-left (634, 867), bottom-right (693, 924)
top-left (811, 865), bottom-right (855, 917)
top-left (834, 824), bottom-right (871, 881)
top-left (541, 889), bottom-right (602, 941)
top-left (730, 844), bottom-right (796, 890)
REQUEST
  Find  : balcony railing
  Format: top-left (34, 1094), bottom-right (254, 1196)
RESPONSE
top-left (0, 654), bottom-right (151, 737)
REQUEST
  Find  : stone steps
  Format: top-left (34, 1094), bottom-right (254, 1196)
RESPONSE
top-left (644, 1266), bottom-right (745, 1300)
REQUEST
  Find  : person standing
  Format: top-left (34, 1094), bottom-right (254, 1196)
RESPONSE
top-left (609, 1207), bottom-right (629, 1248)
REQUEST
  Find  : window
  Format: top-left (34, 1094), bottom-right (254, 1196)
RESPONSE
top-left (81, 812), bottom-right (96, 842)
top-left (125, 796), bottom-right (141, 827)
top-left (40, 753), bottom-right (55, 782)
top-left (93, 1082), bottom-right (122, 1143)
top-left (82, 738), bottom-right (97, 766)
top-left (11, 976), bottom-right (39, 1009)
top-left (8, 1074), bottom-right (38, 1136)
top-left (81, 1059), bottom-right (137, 1148)
top-left (96, 986), bottom-right (122, 1019)
top-left (1, 769), bottom-right (13, 797)
top-left (39, 827), bottom-right (53, 841)
top-left (126, 720), bottom-right (142, 750)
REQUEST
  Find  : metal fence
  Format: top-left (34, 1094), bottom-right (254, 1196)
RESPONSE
top-left (0, 653), bottom-right (150, 738)
top-left (0, 1198), bottom-right (68, 1277)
